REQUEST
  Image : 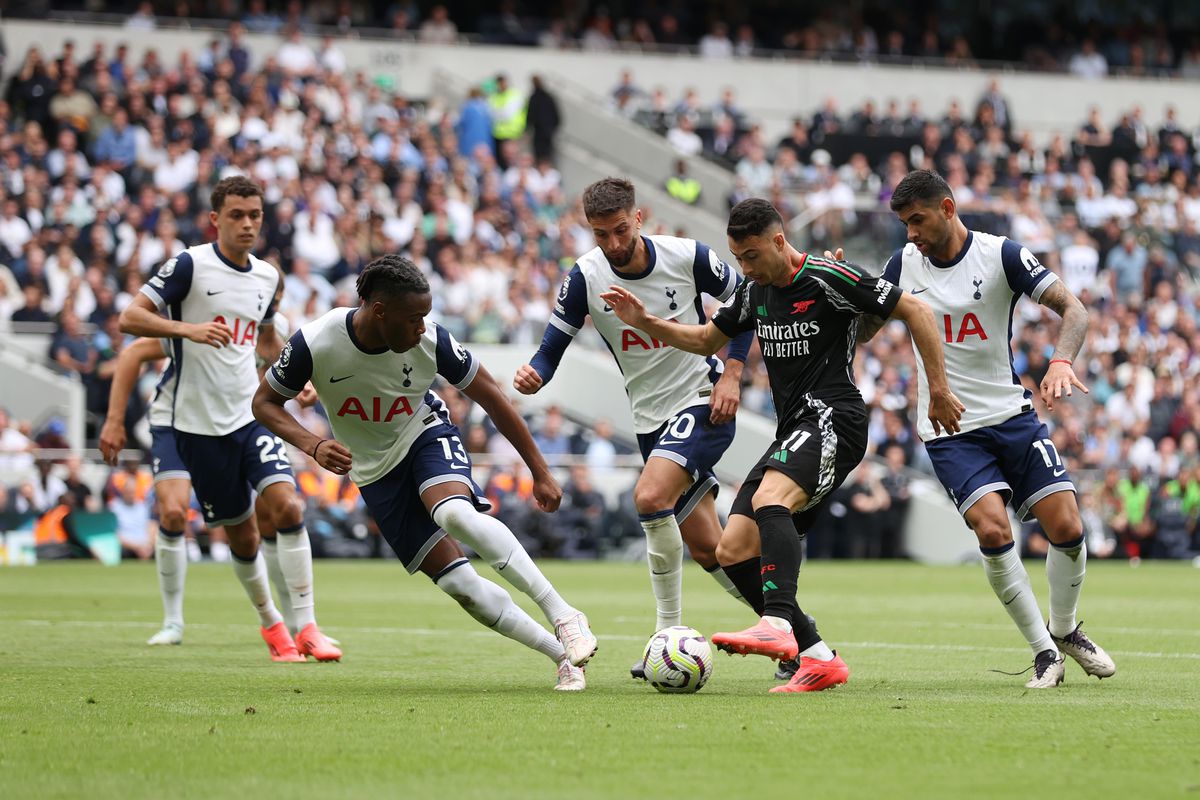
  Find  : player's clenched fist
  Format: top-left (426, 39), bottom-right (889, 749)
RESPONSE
top-left (513, 364), bottom-right (544, 395)
top-left (98, 418), bottom-right (126, 466)
top-left (184, 320), bottom-right (234, 348)
top-left (531, 472), bottom-right (563, 513)
top-left (313, 439), bottom-right (353, 475)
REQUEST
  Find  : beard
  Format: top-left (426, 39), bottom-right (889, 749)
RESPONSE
top-left (605, 238), bottom-right (638, 267)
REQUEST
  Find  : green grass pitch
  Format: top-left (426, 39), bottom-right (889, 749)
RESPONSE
top-left (1, 559), bottom-right (1197, 798)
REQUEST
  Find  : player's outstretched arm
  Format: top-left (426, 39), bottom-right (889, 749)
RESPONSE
top-left (889, 292), bottom-right (966, 435)
top-left (600, 285), bottom-right (731, 356)
top-left (119, 294), bottom-right (234, 347)
top-left (252, 381), bottom-right (352, 475)
top-left (98, 337), bottom-right (169, 466)
top-left (463, 363), bottom-right (563, 513)
top-left (1036, 281), bottom-right (1090, 411)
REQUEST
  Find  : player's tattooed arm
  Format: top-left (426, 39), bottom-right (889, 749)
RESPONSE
top-left (463, 363), bottom-right (563, 513)
top-left (600, 285), bottom-right (731, 355)
top-left (1038, 280), bottom-right (1088, 363)
top-left (1037, 280), bottom-right (1090, 410)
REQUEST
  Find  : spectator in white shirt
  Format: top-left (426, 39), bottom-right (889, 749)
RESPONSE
top-left (1069, 38), bottom-right (1108, 79)
top-left (419, 5), bottom-right (459, 45)
top-left (666, 114), bottom-right (703, 157)
top-left (0, 199), bottom-right (32, 260)
top-left (276, 27), bottom-right (318, 77)
top-left (699, 22), bottom-right (734, 58)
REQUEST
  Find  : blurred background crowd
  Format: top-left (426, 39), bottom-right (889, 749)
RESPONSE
top-left (1, 3), bottom-right (1197, 564)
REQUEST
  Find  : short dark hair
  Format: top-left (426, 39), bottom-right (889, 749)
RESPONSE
top-left (356, 254), bottom-right (429, 302)
top-left (582, 177), bottom-right (635, 220)
top-left (726, 198), bottom-right (783, 241)
top-left (210, 176), bottom-right (264, 213)
top-left (889, 169), bottom-right (953, 212)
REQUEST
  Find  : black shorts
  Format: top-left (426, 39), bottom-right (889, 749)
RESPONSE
top-left (730, 397), bottom-right (868, 530)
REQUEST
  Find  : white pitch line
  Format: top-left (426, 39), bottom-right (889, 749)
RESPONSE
top-left (7, 619), bottom-right (1200, 660)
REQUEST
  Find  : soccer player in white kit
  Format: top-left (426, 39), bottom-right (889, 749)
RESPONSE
top-left (99, 333), bottom-right (322, 648)
top-left (868, 170), bottom-right (1116, 688)
top-left (514, 178), bottom-right (757, 679)
top-left (118, 176), bottom-right (340, 663)
top-left (252, 255), bottom-right (598, 690)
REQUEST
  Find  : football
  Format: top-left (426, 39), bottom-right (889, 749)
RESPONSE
top-left (640, 626), bottom-right (713, 694)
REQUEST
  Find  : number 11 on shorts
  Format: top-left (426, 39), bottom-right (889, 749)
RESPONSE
top-left (772, 430), bottom-right (811, 463)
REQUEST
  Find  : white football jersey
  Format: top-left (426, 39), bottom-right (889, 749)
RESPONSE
top-left (266, 308), bottom-right (475, 486)
top-left (882, 230), bottom-right (1058, 441)
top-left (147, 338), bottom-right (174, 428)
top-left (141, 243), bottom-right (281, 436)
top-left (539, 235), bottom-right (743, 433)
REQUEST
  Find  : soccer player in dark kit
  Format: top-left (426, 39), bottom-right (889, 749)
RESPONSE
top-left (602, 199), bottom-right (964, 693)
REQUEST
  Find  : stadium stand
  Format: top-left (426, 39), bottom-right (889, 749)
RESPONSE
top-left (0, 6), bottom-right (1197, 564)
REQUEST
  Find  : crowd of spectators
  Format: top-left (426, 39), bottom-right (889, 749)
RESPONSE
top-left (26, 2), bottom-right (1200, 78)
top-left (0, 27), bottom-right (1197, 563)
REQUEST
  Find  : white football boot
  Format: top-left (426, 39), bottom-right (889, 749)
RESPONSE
top-left (147, 623), bottom-right (183, 646)
top-left (554, 658), bottom-right (586, 692)
top-left (1051, 622), bottom-right (1116, 679)
top-left (554, 611), bottom-right (598, 667)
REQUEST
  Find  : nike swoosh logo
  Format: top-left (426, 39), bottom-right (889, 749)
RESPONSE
top-left (911, 287), bottom-right (929, 294)
top-left (1003, 592), bottom-right (1020, 606)
top-left (329, 375), bottom-right (353, 383)
top-left (449, 464), bottom-right (470, 470)
top-left (602, 304), bottom-right (612, 312)
top-left (1069, 581), bottom-right (1082, 587)
top-left (658, 439), bottom-right (683, 446)
top-left (206, 290), bottom-right (223, 296)
top-left (1053, 469), bottom-right (1066, 477)
top-left (275, 463), bottom-right (290, 470)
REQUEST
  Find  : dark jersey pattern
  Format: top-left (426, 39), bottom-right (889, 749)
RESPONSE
top-left (712, 254), bottom-right (901, 431)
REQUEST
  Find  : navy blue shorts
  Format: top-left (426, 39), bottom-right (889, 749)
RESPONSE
top-left (635, 403), bottom-right (735, 522)
top-left (924, 410), bottom-right (1076, 522)
top-left (174, 421), bottom-right (296, 528)
top-left (358, 423), bottom-right (491, 573)
top-left (150, 426), bottom-right (188, 484)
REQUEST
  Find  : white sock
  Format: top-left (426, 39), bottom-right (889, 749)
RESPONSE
top-left (981, 543), bottom-right (1055, 654)
top-left (640, 510), bottom-right (684, 630)
top-left (276, 525), bottom-right (316, 630)
top-left (800, 640), bottom-right (835, 661)
top-left (232, 550), bottom-right (284, 628)
top-left (432, 497), bottom-right (573, 624)
top-left (260, 537), bottom-right (297, 633)
top-left (705, 563), bottom-right (751, 608)
top-left (1046, 535), bottom-right (1087, 638)
top-left (435, 558), bottom-right (565, 662)
top-left (155, 527), bottom-right (187, 628)
top-left (763, 615), bottom-right (792, 632)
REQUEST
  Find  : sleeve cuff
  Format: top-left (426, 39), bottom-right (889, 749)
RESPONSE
top-left (549, 315), bottom-right (580, 336)
top-left (454, 358), bottom-right (480, 390)
top-left (1031, 271), bottom-right (1058, 302)
top-left (139, 285), bottom-right (166, 310)
top-left (265, 369), bottom-right (301, 399)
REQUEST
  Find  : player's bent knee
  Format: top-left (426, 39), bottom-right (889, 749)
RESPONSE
top-left (633, 484), bottom-right (674, 515)
top-left (431, 496), bottom-right (476, 534)
top-left (973, 522), bottom-right (1014, 549)
top-left (274, 495), bottom-right (306, 530)
top-left (716, 534), bottom-right (757, 565)
top-left (1046, 511), bottom-right (1084, 545)
top-left (158, 507), bottom-right (188, 532)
